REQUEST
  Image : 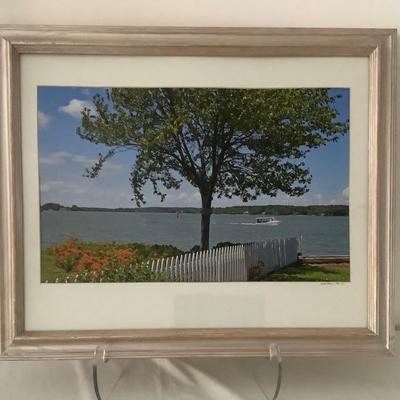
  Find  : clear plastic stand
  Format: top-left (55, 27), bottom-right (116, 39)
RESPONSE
top-left (92, 343), bottom-right (283, 400)
top-left (269, 343), bottom-right (283, 400)
top-left (92, 347), bottom-right (109, 400)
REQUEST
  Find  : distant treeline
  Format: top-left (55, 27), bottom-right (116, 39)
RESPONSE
top-left (41, 203), bottom-right (349, 216)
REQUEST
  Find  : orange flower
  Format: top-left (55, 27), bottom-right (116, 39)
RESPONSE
top-left (54, 239), bottom-right (151, 273)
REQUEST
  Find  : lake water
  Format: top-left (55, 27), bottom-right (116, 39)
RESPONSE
top-left (40, 211), bottom-right (349, 255)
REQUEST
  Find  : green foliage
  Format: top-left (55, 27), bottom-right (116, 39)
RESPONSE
top-left (213, 241), bottom-right (237, 248)
top-left (248, 261), bottom-right (265, 281)
top-left (41, 247), bottom-right (68, 282)
top-left (213, 204), bottom-right (349, 216)
top-left (78, 88), bottom-right (347, 203)
top-left (41, 240), bottom-right (182, 283)
top-left (61, 263), bottom-right (174, 283)
top-left (76, 88), bottom-right (348, 248)
top-left (41, 202), bottom-right (62, 211)
top-left (250, 261), bottom-right (350, 282)
top-left (40, 203), bottom-right (349, 216)
top-left (58, 252), bottom-right (80, 272)
top-left (189, 245), bottom-right (201, 253)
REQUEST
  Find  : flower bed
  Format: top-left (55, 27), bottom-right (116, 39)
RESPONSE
top-left (41, 238), bottom-right (182, 283)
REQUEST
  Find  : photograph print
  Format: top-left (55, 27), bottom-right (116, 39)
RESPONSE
top-left (38, 86), bottom-right (350, 283)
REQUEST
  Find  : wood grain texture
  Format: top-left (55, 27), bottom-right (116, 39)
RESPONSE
top-left (0, 37), bottom-right (24, 355)
top-left (0, 26), bottom-right (395, 56)
top-left (0, 26), bottom-right (396, 360)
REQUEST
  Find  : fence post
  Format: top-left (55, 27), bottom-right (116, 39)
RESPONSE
top-left (208, 249), bottom-right (213, 282)
top-left (204, 250), bottom-right (209, 282)
top-left (185, 253), bottom-right (190, 282)
top-left (229, 246), bottom-right (234, 281)
top-left (241, 245), bottom-right (246, 281)
top-left (297, 234), bottom-right (303, 256)
top-left (235, 246), bottom-right (238, 281)
top-left (239, 245), bottom-right (243, 281)
top-left (194, 252), bottom-right (199, 282)
top-left (200, 251), bottom-right (205, 282)
top-left (176, 254), bottom-right (180, 282)
top-left (198, 251), bottom-right (202, 282)
top-left (148, 236), bottom-right (299, 283)
top-left (216, 248), bottom-right (220, 282)
top-left (211, 249), bottom-right (215, 282)
top-left (190, 253), bottom-right (194, 282)
top-left (221, 247), bottom-right (225, 281)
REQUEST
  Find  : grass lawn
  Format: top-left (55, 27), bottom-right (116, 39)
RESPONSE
top-left (41, 248), bottom-right (68, 283)
top-left (263, 260), bottom-right (350, 282)
top-left (41, 238), bottom-right (350, 283)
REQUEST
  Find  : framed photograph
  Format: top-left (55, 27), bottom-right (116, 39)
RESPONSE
top-left (0, 26), bottom-right (396, 359)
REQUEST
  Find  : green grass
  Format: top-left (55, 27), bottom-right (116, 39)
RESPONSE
top-left (261, 261), bottom-right (350, 282)
top-left (41, 248), bottom-right (176, 283)
top-left (41, 239), bottom-right (350, 283)
top-left (41, 248), bottom-right (68, 283)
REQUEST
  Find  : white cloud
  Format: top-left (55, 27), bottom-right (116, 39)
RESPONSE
top-left (191, 192), bottom-right (201, 201)
top-left (173, 191), bottom-right (201, 202)
top-left (342, 186), bottom-right (349, 199)
top-left (40, 180), bottom-right (87, 198)
top-left (313, 193), bottom-right (322, 204)
top-left (118, 192), bottom-right (131, 201)
top-left (40, 180), bottom-right (64, 192)
top-left (152, 190), bottom-right (202, 207)
top-left (58, 99), bottom-right (95, 119)
top-left (71, 186), bottom-right (87, 195)
top-left (176, 192), bottom-right (191, 201)
top-left (51, 151), bottom-right (71, 158)
top-left (38, 111), bottom-right (50, 129)
top-left (40, 179), bottom-right (132, 208)
top-left (102, 162), bottom-right (124, 175)
top-left (39, 151), bottom-right (71, 165)
top-left (71, 154), bottom-right (123, 175)
top-left (71, 154), bottom-right (95, 164)
top-left (40, 151), bottom-right (123, 177)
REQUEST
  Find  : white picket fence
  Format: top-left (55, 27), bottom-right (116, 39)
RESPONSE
top-left (243, 237), bottom-right (300, 274)
top-left (147, 236), bottom-right (300, 282)
top-left (148, 245), bottom-right (247, 282)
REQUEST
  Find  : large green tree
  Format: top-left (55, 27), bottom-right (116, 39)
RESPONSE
top-left (77, 88), bottom-right (348, 250)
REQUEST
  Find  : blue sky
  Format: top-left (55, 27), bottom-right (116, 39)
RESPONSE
top-left (37, 87), bottom-right (349, 208)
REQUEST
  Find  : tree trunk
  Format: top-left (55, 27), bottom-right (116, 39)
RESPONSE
top-left (200, 192), bottom-right (213, 250)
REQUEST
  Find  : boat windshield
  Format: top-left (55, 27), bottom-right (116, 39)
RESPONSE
top-left (256, 217), bottom-right (274, 222)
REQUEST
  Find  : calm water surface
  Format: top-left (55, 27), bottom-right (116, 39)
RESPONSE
top-left (40, 211), bottom-right (349, 255)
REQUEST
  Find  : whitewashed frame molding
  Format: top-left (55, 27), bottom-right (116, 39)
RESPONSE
top-left (0, 26), bottom-right (397, 359)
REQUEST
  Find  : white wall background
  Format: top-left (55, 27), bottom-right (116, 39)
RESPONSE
top-left (1, 0), bottom-right (399, 398)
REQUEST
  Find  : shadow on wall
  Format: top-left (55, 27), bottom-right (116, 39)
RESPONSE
top-left (174, 294), bottom-right (265, 326)
top-left (4, 341), bottom-right (400, 400)
top-left (77, 356), bottom-right (278, 400)
top-left (70, 339), bottom-right (400, 400)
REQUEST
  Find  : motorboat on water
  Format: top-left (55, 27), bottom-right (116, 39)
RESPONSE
top-left (255, 216), bottom-right (281, 226)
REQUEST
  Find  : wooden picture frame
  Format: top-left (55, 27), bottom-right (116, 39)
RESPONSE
top-left (0, 26), bottom-right (396, 359)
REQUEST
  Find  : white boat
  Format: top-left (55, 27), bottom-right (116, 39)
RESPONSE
top-left (255, 216), bottom-right (281, 226)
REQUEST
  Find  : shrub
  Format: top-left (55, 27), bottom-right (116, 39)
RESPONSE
top-left (248, 261), bottom-right (265, 281)
top-left (44, 238), bottom-right (182, 282)
top-left (213, 241), bottom-right (237, 249)
top-left (189, 245), bottom-right (201, 253)
top-left (54, 238), bottom-right (138, 273)
top-left (59, 262), bottom-right (175, 283)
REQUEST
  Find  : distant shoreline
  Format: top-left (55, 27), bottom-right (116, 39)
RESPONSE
top-left (40, 203), bottom-right (349, 216)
